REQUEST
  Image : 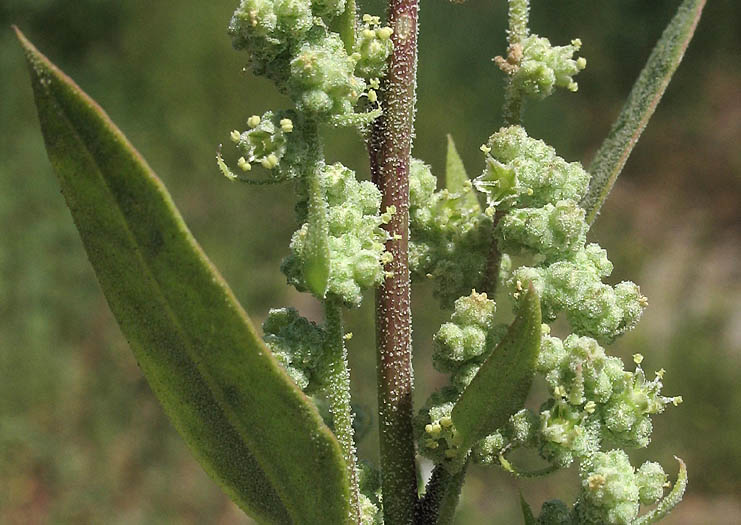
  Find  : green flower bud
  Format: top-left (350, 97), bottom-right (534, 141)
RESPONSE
top-left (575, 450), bottom-right (640, 525)
top-left (496, 200), bottom-right (587, 261)
top-left (511, 35), bottom-right (586, 99)
top-left (414, 387), bottom-right (467, 467)
top-left (262, 307), bottom-right (326, 392)
top-left (539, 399), bottom-right (601, 467)
top-left (636, 461), bottom-right (667, 505)
top-left (354, 16), bottom-right (394, 79)
top-left (290, 32), bottom-right (366, 118)
top-left (409, 159), bottom-right (493, 307)
top-left (471, 431), bottom-right (506, 465)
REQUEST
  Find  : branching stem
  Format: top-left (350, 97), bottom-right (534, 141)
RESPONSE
top-left (368, 1), bottom-right (420, 523)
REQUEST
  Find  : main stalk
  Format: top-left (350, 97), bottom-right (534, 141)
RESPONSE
top-left (368, 1), bottom-right (420, 523)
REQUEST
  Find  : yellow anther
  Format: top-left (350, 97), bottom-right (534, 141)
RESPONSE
top-left (633, 353), bottom-right (644, 365)
top-left (368, 89), bottom-right (378, 103)
top-left (480, 144), bottom-right (491, 154)
top-left (261, 153), bottom-right (278, 169)
top-left (247, 115), bottom-right (261, 128)
top-left (577, 57), bottom-right (587, 70)
top-left (362, 29), bottom-right (376, 40)
top-left (280, 118), bottom-right (293, 133)
top-left (237, 157), bottom-right (251, 172)
top-left (425, 439), bottom-right (439, 449)
top-left (230, 130), bottom-right (241, 143)
top-left (370, 78), bottom-right (380, 89)
top-left (672, 396), bottom-right (683, 406)
top-left (343, 332), bottom-right (353, 341)
top-left (440, 416), bottom-right (453, 428)
top-left (377, 27), bottom-right (393, 40)
top-left (584, 401), bottom-right (596, 414)
top-left (656, 368), bottom-right (666, 379)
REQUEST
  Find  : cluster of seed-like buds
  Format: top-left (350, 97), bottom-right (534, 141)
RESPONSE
top-left (229, 0), bottom-right (381, 122)
top-left (282, 163), bottom-right (389, 307)
top-left (220, 110), bottom-right (306, 181)
top-left (409, 159), bottom-right (494, 307)
top-left (354, 14), bottom-right (394, 80)
top-left (498, 35), bottom-right (586, 98)
top-left (357, 462), bottom-right (383, 525)
top-left (536, 333), bottom-right (681, 466)
top-left (290, 32), bottom-right (367, 117)
top-left (571, 450), bottom-right (668, 525)
top-left (474, 125), bottom-right (590, 208)
top-left (416, 292), bottom-right (512, 466)
top-left (262, 307), bottom-right (326, 393)
top-left (511, 244), bottom-right (647, 343)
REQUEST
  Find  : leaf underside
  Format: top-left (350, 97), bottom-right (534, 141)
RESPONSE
top-left (452, 286), bottom-right (541, 451)
top-left (15, 27), bottom-right (350, 525)
top-left (581, 0), bottom-right (707, 225)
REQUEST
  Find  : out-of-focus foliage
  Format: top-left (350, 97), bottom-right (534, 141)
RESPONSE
top-left (1, 0), bottom-right (739, 523)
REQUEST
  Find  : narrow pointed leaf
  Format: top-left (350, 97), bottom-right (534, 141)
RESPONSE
top-left (452, 286), bottom-right (541, 450)
top-left (445, 134), bottom-right (481, 212)
top-left (16, 27), bottom-right (349, 525)
top-left (334, 0), bottom-right (357, 54)
top-left (581, 0), bottom-right (706, 225)
top-left (304, 168), bottom-right (331, 298)
top-left (519, 493), bottom-right (537, 525)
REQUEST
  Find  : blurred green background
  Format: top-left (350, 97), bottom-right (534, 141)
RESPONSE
top-left (1, 0), bottom-right (739, 523)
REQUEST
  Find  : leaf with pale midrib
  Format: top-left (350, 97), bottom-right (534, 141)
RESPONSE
top-left (15, 27), bottom-right (350, 525)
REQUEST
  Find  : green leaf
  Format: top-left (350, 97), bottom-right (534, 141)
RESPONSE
top-left (304, 168), bottom-right (331, 298)
top-left (445, 134), bottom-right (481, 212)
top-left (451, 285), bottom-right (541, 451)
top-left (519, 493), bottom-right (537, 525)
top-left (15, 27), bottom-right (350, 525)
top-left (634, 457), bottom-right (688, 525)
top-left (334, 0), bottom-right (357, 54)
top-left (580, 0), bottom-right (706, 225)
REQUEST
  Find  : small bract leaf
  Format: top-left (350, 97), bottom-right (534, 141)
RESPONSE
top-left (451, 285), bottom-right (541, 451)
top-left (581, 0), bottom-right (706, 225)
top-left (15, 27), bottom-right (349, 525)
top-left (445, 134), bottom-right (480, 212)
top-left (304, 168), bottom-right (331, 298)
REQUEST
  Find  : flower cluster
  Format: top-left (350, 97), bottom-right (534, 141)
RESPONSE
top-left (497, 34), bottom-right (586, 98)
top-left (570, 450), bottom-right (669, 525)
top-left (408, 159), bottom-right (494, 308)
top-left (415, 291), bottom-right (510, 466)
top-left (262, 307), bottom-right (326, 393)
top-left (282, 162), bottom-right (389, 307)
top-left (229, 0), bottom-right (389, 122)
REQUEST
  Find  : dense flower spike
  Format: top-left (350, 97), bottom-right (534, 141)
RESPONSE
top-left (282, 162), bottom-right (388, 307)
top-left (262, 307), bottom-right (326, 392)
top-left (409, 159), bottom-right (493, 307)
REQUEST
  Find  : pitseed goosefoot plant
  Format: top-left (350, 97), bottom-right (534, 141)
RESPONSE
top-left (14, 0), bottom-right (706, 523)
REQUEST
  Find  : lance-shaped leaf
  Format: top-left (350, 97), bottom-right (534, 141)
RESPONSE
top-left (581, 0), bottom-right (706, 225)
top-left (15, 27), bottom-right (350, 525)
top-left (445, 134), bottom-right (480, 212)
top-left (451, 285), bottom-right (541, 451)
top-left (303, 167), bottom-right (331, 298)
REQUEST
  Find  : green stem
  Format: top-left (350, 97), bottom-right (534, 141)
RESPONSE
top-left (324, 299), bottom-right (361, 524)
top-left (368, 1), bottom-right (420, 523)
top-left (501, 0), bottom-right (530, 126)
